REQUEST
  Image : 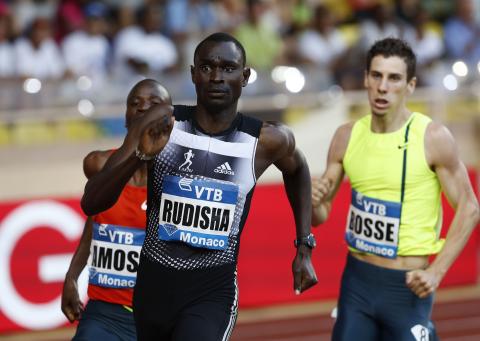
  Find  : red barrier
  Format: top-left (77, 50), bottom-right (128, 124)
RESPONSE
top-left (0, 172), bottom-right (478, 333)
top-left (237, 171), bottom-right (479, 307)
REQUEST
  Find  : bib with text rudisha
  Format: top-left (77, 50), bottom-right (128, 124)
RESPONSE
top-left (158, 175), bottom-right (239, 250)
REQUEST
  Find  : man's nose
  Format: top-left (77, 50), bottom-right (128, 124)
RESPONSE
top-left (138, 100), bottom-right (151, 111)
top-left (378, 78), bottom-right (388, 93)
top-left (210, 67), bottom-right (223, 82)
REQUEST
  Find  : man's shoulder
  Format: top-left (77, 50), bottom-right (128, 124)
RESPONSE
top-left (258, 121), bottom-right (293, 151)
top-left (238, 112), bottom-right (263, 137)
top-left (83, 150), bottom-right (112, 178)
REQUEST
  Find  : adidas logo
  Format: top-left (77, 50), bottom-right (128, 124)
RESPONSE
top-left (214, 162), bottom-right (234, 175)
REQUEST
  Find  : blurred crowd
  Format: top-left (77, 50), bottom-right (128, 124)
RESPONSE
top-left (0, 0), bottom-right (479, 92)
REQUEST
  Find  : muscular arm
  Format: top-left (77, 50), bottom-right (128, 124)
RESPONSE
top-left (61, 150), bottom-right (110, 321)
top-left (257, 122), bottom-right (317, 293)
top-left (81, 104), bottom-right (173, 216)
top-left (407, 122), bottom-right (480, 297)
top-left (61, 217), bottom-right (93, 322)
top-left (311, 123), bottom-right (352, 226)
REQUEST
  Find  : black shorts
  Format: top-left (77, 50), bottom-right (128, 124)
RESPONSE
top-left (72, 300), bottom-right (136, 341)
top-left (332, 254), bottom-right (434, 341)
top-left (133, 255), bottom-right (238, 341)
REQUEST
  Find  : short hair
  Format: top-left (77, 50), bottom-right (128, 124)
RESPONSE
top-left (193, 32), bottom-right (246, 66)
top-left (366, 38), bottom-right (416, 81)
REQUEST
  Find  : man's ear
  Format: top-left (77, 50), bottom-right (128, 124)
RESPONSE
top-left (407, 76), bottom-right (417, 95)
top-left (190, 65), bottom-right (195, 82)
top-left (242, 67), bottom-right (251, 87)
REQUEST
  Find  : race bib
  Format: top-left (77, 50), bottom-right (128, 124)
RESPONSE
top-left (158, 175), bottom-right (238, 250)
top-left (345, 189), bottom-right (401, 258)
top-left (89, 223), bottom-right (145, 289)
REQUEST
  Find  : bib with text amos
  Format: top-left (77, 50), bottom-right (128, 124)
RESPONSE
top-left (89, 223), bottom-right (145, 289)
top-left (345, 189), bottom-right (401, 259)
top-left (158, 175), bottom-right (239, 250)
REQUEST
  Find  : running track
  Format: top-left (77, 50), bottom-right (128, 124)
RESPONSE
top-left (232, 298), bottom-right (480, 340)
top-left (1, 285), bottom-right (479, 340)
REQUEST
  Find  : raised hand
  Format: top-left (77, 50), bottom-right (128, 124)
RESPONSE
top-left (131, 104), bottom-right (174, 157)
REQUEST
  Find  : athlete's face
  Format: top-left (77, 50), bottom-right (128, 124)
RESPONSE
top-left (364, 55), bottom-right (416, 118)
top-left (191, 41), bottom-right (250, 111)
top-left (125, 82), bottom-right (171, 129)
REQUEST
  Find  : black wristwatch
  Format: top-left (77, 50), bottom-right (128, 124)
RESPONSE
top-left (294, 233), bottom-right (316, 249)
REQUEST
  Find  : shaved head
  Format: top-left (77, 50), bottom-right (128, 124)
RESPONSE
top-left (127, 79), bottom-right (171, 105)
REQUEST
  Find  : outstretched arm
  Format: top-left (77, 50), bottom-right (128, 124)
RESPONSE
top-left (81, 104), bottom-right (174, 216)
top-left (258, 122), bottom-right (317, 294)
top-left (406, 123), bottom-right (480, 298)
top-left (311, 123), bottom-right (351, 226)
top-left (61, 217), bottom-right (93, 322)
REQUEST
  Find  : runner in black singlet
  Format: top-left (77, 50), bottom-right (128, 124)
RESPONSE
top-left (81, 32), bottom-right (318, 340)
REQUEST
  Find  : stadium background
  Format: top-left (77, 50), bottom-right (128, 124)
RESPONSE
top-left (0, 0), bottom-right (479, 339)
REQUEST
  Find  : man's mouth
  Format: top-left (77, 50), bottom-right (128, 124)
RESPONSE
top-left (374, 98), bottom-right (389, 108)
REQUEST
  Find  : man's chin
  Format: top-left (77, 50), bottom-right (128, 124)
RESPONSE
top-left (204, 100), bottom-right (231, 112)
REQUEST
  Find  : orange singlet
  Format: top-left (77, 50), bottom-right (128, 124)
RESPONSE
top-left (88, 184), bottom-right (147, 306)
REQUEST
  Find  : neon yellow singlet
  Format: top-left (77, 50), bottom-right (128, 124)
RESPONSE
top-left (343, 112), bottom-right (444, 256)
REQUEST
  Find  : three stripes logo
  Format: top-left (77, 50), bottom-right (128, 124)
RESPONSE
top-left (214, 162), bottom-right (235, 175)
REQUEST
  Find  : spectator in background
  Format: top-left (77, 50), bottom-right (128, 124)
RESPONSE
top-left (62, 2), bottom-right (110, 83)
top-left (444, 0), bottom-right (480, 66)
top-left (113, 4), bottom-right (177, 79)
top-left (164, 0), bottom-right (219, 67)
top-left (403, 6), bottom-right (444, 86)
top-left (213, 0), bottom-right (245, 34)
top-left (54, 0), bottom-right (87, 42)
top-left (14, 16), bottom-right (66, 79)
top-left (12, 0), bottom-right (57, 38)
top-left (234, 0), bottom-right (284, 70)
top-left (296, 5), bottom-right (347, 71)
top-left (0, 3), bottom-right (15, 78)
top-left (357, 3), bottom-right (402, 52)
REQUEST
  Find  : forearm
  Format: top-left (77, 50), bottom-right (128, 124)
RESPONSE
top-left (66, 217), bottom-right (93, 280)
top-left (283, 155), bottom-right (312, 239)
top-left (81, 140), bottom-right (143, 216)
top-left (428, 200), bottom-right (480, 281)
top-left (312, 202), bottom-right (331, 227)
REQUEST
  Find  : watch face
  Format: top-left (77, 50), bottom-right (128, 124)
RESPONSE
top-left (295, 234), bottom-right (316, 248)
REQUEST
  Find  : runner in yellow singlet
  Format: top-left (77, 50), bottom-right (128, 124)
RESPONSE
top-left (312, 38), bottom-right (479, 341)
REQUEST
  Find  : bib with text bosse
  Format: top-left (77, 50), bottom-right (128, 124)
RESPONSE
top-left (346, 189), bottom-right (400, 258)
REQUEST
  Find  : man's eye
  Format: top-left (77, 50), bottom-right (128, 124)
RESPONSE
top-left (224, 67), bottom-right (234, 73)
top-left (201, 65), bottom-right (211, 72)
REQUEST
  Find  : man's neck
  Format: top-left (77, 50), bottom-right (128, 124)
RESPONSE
top-left (194, 104), bottom-right (238, 135)
top-left (370, 108), bottom-right (412, 133)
